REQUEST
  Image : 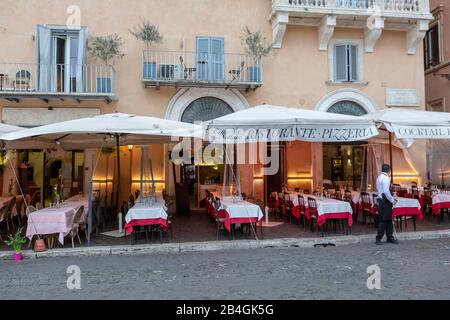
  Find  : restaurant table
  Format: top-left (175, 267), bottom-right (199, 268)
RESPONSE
top-left (218, 198), bottom-right (264, 234)
top-left (124, 200), bottom-right (168, 235)
top-left (432, 193), bottom-right (450, 215)
top-left (299, 195), bottom-right (353, 227)
top-left (26, 200), bottom-right (88, 245)
top-left (351, 191), bottom-right (423, 222)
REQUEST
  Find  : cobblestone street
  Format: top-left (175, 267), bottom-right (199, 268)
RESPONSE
top-left (1, 238), bottom-right (450, 299)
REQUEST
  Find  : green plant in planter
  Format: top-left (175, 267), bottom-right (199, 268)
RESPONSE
top-left (241, 26), bottom-right (272, 82)
top-left (130, 19), bottom-right (163, 79)
top-left (4, 228), bottom-right (26, 253)
top-left (88, 34), bottom-right (124, 93)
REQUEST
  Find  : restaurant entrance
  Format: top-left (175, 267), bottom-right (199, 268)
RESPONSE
top-left (322, 143), bottom-right (365, 190)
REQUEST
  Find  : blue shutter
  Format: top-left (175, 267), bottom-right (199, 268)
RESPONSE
top-left (349, 44), bottom-right (358, 82)
top-left (210, 37), bottom-right (224, 81)
top-left (334, 44), bottom-right (347, 82)
top-left (36, 24), bottom-right (52, 92)
top-left (196, 37), bottom-right (210, 80)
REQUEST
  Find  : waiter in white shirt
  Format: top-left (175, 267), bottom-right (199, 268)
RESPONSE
top-left (375, 164), bottom-right (399, 245)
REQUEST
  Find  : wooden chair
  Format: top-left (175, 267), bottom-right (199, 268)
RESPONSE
top-left (307, 197), bottom-right (323, 236)
top-left (297, 195), bottom-right (307, 231)
top-left (3, 197), bottom-right (17, 231)
top-left (411, 185), bottom-right (419, 199)
top-left (361, 192), bottom-right (376, 228)
top-left (213, 197), bottom-right (226, 240)
top-left (282, 192), bottom-right (292, 223)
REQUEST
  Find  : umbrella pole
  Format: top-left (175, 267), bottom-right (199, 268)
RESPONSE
top-left (116, 134), bottom-right (120, 213)
top-left (140, 145), bottom-right (143, 200)
top-left (149, 147), bottom-right (155, 194)
top-left (389, 132), bottom-right (394, 185)
top-left (87, 177), bottom-right (93, 246)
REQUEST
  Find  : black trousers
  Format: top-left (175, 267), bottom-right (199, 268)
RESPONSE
top-left (376, 198), bottom-right (395, 241)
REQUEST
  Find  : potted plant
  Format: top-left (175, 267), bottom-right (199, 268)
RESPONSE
top-left (241, 26), bottom-right (272, 82)
top-left (130, 19), bottom-right (163, 79)
top-left (88, 33), bottom-right (124, 93)
top-left (4, 228), bottom-right (27, 261)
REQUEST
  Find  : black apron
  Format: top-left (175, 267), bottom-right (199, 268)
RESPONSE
top-left (377, 194), bottom-right (393, 222)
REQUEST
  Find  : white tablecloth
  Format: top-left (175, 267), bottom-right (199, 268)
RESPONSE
top-left (220, 199), bottom-right (263, 220)
top-left (301, 195), bottom-right (353, 216)
top-left (26, 200), bottom-right (87, 245)
top-left (433, 193), bottom-right (450, 205)
top-left (350, 191), bottom-right (420, 209)
top-left (125, 201), bottom-right (168, 223)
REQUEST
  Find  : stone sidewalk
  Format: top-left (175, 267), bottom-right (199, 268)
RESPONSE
top-left (2, 229), bottom-right (450, 260)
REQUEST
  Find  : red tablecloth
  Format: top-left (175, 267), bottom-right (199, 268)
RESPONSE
top-left (432, 202), bottom-right (450, 215)
top-left (392, 207), bottom-right (423, 220)
top-left (303, 208), bottom-right (353, 227)
top-left (218, 209), bottom-right (261, 233)
top-left (125, 218), bottom-right (168, 235)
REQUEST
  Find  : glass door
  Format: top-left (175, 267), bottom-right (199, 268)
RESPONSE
top-left (52, 33), bottom-right (79, 93)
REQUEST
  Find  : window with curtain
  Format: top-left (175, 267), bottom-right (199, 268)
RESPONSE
top-left (333, 43), bottom-right (359, 82)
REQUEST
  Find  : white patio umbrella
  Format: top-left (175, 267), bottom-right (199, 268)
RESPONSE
top-left (364, 108), bottom-right (450, 184)
top-left (205, 104), bottom-right (379, 207)
top-left (0, 113), bottom-right (203, 244)
top-left (206, 105), bottom-right (379, 143)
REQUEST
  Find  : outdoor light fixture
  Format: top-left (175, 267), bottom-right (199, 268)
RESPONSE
top-left (128, 145), bottom-right (133, 151)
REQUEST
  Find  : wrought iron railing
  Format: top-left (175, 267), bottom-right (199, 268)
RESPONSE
top-left (0, 63), bottom-right (115, 94)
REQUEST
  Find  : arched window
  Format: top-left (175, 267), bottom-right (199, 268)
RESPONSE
top-left (327, 100), bottom-right (368, 116)
top-left (181, 97), bottom-right (234, 123)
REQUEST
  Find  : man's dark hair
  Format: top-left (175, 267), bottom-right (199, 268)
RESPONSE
top-left (382, 164), bottom-right (391, 173)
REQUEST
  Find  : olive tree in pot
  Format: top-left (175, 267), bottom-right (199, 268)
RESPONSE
top-left (88, 34), bottom-right (124, 93)
top-left (130, 19), bottom-right (163, 80)
top-left (4, 228), bottom-right (27, 261)
top-left (241, 27), bottom-right (272, 82)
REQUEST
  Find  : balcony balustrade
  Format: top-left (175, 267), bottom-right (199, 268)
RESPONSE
top-left (0, 63), bottom-right (116, 103)
top-left (141, 50), bottom-right (262, 91)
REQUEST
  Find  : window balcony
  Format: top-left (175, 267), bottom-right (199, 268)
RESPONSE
top-left (0, 63), bottom-right (116, 103)
top-left (271, 0), bottom-right (433, 53)
top-left (141, 51), bottom-right (262, 91)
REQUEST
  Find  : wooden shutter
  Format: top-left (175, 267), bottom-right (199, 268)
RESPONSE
top-left (196, 37), bottom-right (210, 80)
top-left (210, 37), bottom-right (224, 81)
top-left (349, 44), bottom-right (358, 82)
top-left (334, 44), bottom-right (347, 82)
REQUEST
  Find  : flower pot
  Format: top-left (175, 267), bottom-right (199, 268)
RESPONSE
top-left (12, 252), bottom-right (23, 262)
top-left (96, 77), bottom-right (112, 93)
top-left (247, 66), bottom-right (261, 82)
top-left (33, 239), bottom-right (46, 252)
top-left (143, 62), bottom-right (157, 79)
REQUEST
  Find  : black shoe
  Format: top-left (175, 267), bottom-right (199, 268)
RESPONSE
top-left (375, 240), bottom-right (383, 245)
top-left (387, 238), bottom-right (399, 244)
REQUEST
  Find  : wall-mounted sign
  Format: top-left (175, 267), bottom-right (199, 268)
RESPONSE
top-left (386, 88), bottom-right (420, 107)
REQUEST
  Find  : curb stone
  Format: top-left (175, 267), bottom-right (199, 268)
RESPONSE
top-left (1, 229), bottom-right (450, 260)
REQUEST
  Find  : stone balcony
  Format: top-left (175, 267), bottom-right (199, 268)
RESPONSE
top-left (270, 0), bottom-right (433, 53)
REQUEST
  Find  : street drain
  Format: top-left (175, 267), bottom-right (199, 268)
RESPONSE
top-left (314, 243), bottom-right (336, 247)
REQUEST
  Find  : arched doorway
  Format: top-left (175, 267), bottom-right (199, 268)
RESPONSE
top-left (169, 93), bottom-right (240, 209)
top-left (323, 100), bottom-right (368, 189)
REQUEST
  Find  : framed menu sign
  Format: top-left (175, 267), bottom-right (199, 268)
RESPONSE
top-left (386, 88), bottom-right (420, 107)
